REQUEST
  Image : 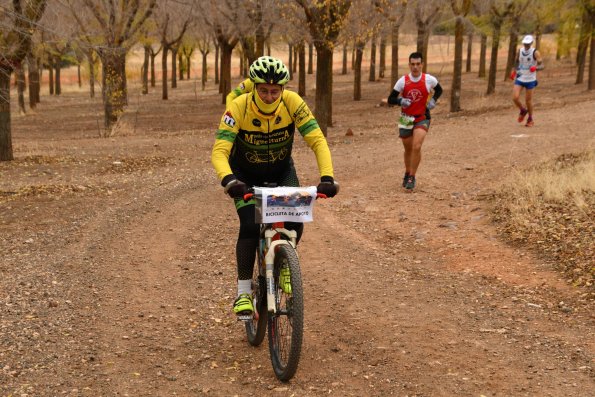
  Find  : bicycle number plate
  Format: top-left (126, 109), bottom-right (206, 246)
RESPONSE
top-left (254, 186), bottom-right (317, 223)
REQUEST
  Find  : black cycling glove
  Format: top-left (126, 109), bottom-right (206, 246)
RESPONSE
top-left (316, 176), bottom-right (339, 198)
top-left (222, 175), bottom-right (248, 199)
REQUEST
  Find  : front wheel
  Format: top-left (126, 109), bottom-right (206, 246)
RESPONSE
top-left (268, 244), bottom-right (303, 381)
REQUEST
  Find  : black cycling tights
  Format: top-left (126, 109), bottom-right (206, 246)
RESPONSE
top-left (236, 204), bottom-right (303, 280)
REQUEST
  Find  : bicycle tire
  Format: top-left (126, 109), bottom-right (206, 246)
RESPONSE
top-left (245, 262), bottom-right (267, 346)
top-left (268, 244), bottom-right (303, 381)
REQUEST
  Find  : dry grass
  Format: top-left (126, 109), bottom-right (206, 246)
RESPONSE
top-left (492, 151), bottom-right (594, 294)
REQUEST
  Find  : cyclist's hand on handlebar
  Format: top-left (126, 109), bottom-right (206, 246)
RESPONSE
top-left (223, 175), bottom-right (248, 199)
top-left (317, 176), bottom-right (339, 198)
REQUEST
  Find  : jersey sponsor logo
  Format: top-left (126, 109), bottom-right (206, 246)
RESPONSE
top-left (407, 88), bottom-right (424, 102)
top-left (223, 111), bottom-right (236, 128)
top-left (243, 129), bottom-right (291, 146)
top-left (275, 116), bottom-right (281, 124)
top-left (239, 82), bottom-right (245, 90)
top-left (293, 102), bottom-right (310, 124)
top-left (252, 119), bottom-right (262, 127)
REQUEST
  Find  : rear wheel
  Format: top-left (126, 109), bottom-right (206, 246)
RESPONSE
top-left (245, 255), bottom-right (267, 346)
top-left (268, 244), bottom-right (303, 381)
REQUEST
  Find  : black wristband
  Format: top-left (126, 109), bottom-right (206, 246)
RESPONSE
top-left (221, 174), bottom-right (236, 187)
top-left (320, 176), bottom-right (334, 183)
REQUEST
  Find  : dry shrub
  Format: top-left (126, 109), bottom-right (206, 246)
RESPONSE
top-left (492, 151), bottom-right (594, 293)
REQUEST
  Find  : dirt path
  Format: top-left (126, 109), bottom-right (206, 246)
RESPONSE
top-left (1, 67), bottom-right (594, 396)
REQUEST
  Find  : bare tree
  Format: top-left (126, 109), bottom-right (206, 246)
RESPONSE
top-left (576, 0), bottom-right (593, 85)
top-left (504, 0), bottom-right (532, 82)
top-left (153, 1), bottom-right (192, 100)
top-left (450, 0), bottom-right (473, 112)
top-left (68, 0), bottom-right (157, 129)
top-left (342, 0), bottom-right (384, 100)
top-left (414, 0), bottom-right (442, 72)
top-left (0, 0), bottom-right (46, 161)
top-left (296, 0), bottom-right (352, 134)
top-left (486, 0), bottom-right (513, 95)
top-left (384, 0), bottom-right (408, 88)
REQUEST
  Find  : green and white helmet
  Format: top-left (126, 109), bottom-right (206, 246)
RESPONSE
top-left (249, 56), bottom-right (290, 85)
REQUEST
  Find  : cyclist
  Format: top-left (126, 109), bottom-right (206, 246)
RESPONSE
top-left (388, 52), bottom-right (442, 190)
top-left (211, 56), bottom-right (339, 317)
top-left (226, 78), bottom-right (253, 108)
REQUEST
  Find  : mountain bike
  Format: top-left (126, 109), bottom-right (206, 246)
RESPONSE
top-left (239, 185), bottom-right (325, 381)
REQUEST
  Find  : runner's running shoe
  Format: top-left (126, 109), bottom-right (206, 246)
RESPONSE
top-left (405, 175), bottom-right (416, 190)
top-left (518, 108), bottom-right (528, 123)
top-left (402, 172), bottom-right (410, 187)
top-left (233, 293), bottom-right (254, 315)
top-left (525, 118), bottom-right (534, 127)
top-left (279, 266), bottom-right (292, 294)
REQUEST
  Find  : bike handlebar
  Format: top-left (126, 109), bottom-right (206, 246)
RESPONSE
top-left (242, 192), bottom-right (327, 202)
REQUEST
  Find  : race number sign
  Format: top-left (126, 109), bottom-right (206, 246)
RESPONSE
top-left (254, 186), bottom-right (317, 223)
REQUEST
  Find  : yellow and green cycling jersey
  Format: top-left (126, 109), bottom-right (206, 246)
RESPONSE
top-left (212, 89), bottom-right (334, 184)
top-left (226, 78), bottom-right (254, 108)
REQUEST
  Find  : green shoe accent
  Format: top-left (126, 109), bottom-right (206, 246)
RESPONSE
top-left (280, 266), bottom-right (292, 294)
top-left (233, 293), bottom-right (254, 315)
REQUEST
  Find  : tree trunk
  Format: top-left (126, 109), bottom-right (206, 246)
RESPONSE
top-left (589, 32), bottom-right (594, 90)
top-left (369, 36), bottom-right (376, 82)
top-left (77, 64), bottom-right (82, 88)
top-left (150, 52), bottom-right (157, 87)
top-left (0, 66), bottom-right (14, 161)
top-left (354, 43), bottom-right (364, 101)
top-left (16, 65), bottom-right (26, 115)
top-left (293, 46), bottom-right (298, 73)
top-left (288, 44), bottom-right (293, 74)
top-left (220, 42), bottom-right (234, 104)
top-left (48, 62), bottom-right (54, 95)
top-left (466, 33), bottom-right (472, 72)
top-left (87, 50), bottom-right (95, 98)
top-left (162, 45), bottom-right (169, 99)
top-left (487, 23), bottom-right (502, 95)
top-left (202, 52), bottom-right (208, 91)
top-left (417, 24), bottom-right (429, 72)
top-left (178, 50), bottom-right (184, 81)
top-left (308, 43), bottom-right (313, 74)
top-left (391, 24), bottom-right (400, 88)
top-left (214, 44), bottom-right (219, 85)
top-left (450, 16), bottom-right (464, 112)
top-left (505, 31), bottom-right (518, 81)
top-left (142, 45), bottom-right (150, 94)
top-left (28, 55), bottom-right (40, 108)
top-left (478, 33), bottom-right (487, 78)
top-left (342, 44), bottom-right (348, 75)
top-left (379, 35), bottom-right (386, 78)
top-left (100, 50), bottom-right (128, 128)
top-left (171, 47), bottom-right (177, 89)
top-left (298, 43), bottom-right (306, 97)
top-left (576, 9), bottom-right (590, 84)
top-left (314, 46), bottom-right (333, 134)
top-left (186, 55), bottom-right (191, 79)
top-left (54, 56), bottom-right (61, 96)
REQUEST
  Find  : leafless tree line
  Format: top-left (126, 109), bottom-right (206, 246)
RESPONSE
top-left (1, 0), bottom-right (593, 161)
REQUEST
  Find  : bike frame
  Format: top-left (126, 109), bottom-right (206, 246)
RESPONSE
top-left (260, 222), bottom-right (297, 314)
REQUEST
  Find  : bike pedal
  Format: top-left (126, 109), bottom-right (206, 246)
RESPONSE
top-left (237, 314), bottom-right (252, 322)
